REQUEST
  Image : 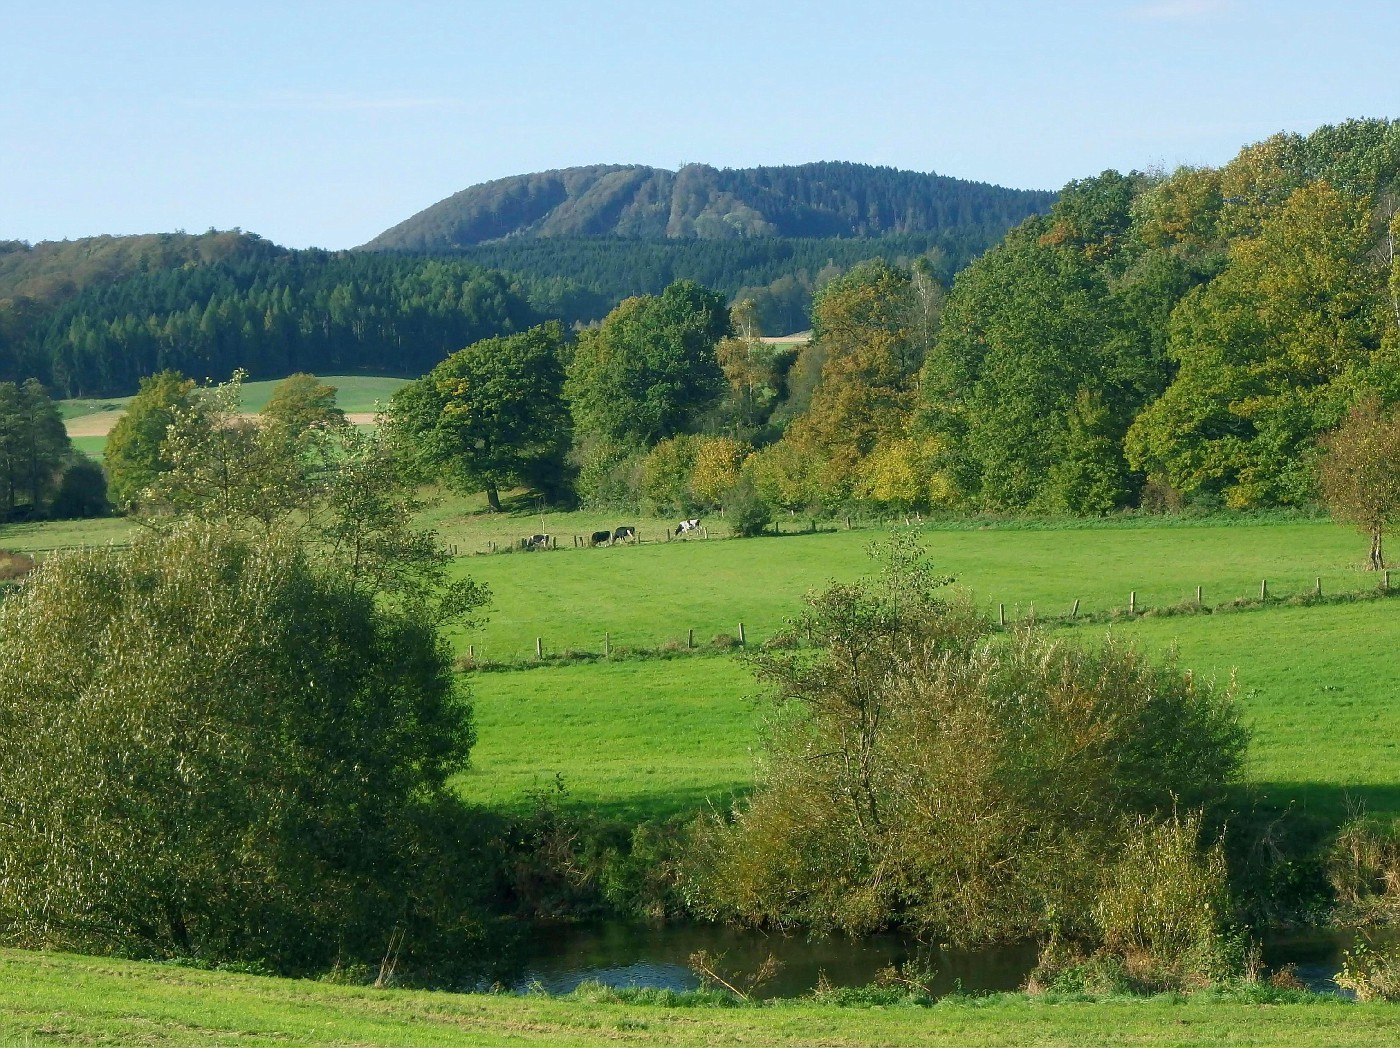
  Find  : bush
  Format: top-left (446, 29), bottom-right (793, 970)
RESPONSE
top-left (1336, 938), bottom-right (1400, 1001)
top-left (0, 522), bottom-right (493, 978)
top-left (1329, 817), bottom-right (1400, 918)
top-left (684, 536), bottom-right (1247, 947)
top-left (724, 476), bottom-right (773, 537)
top-left (48, 458), bottom-right (109, 519)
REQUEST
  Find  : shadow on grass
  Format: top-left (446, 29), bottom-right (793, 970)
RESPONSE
top-left (1247, 782), bottom-right (1400, 825)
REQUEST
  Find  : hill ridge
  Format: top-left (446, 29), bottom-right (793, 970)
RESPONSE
top-left (359, 161), bottom-right (1056, 252)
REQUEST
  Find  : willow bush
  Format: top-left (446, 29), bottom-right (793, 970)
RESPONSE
top-left (0, 522), bottom-right (492, 978)
top-left (684, 536), bottom-right (1248, 948)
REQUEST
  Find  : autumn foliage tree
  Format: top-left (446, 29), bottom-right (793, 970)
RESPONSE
top-left (1317, 397), bottom-right (1400, 570)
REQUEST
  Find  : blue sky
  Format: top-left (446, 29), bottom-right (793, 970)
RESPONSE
top-left (3, 0), bottom-right (1397, 249)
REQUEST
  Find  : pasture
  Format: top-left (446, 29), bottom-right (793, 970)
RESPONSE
top-left (8, 499), bottom-right (1398, 827)
top-left (0, 948), bottom-right (1391, 1047)
top-left (58, 374), bottom-right (408, 452)
top-left (462, 598), bottom-right (1400, 824)
top-left (448, 515), bottom-right (1372, 658)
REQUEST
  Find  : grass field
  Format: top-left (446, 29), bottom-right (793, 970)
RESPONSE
top-left (449, 516), bottom-right (1371, 659)
top-left (58, 374), bottom-right (408, 452)
top-left (7, 502), bottom-right (1398, 825)
top-left (463, 598), bottom-right (1400, 823)
top-left (459, 657), bottom-right (759, 819)
top-left (0, 948), bottom-right (1394, 1047)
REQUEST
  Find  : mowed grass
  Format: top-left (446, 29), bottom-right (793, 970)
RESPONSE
top-left (1, 948), bottom-right (1394, 1048)
top-left (463, 602), bottom-right (1400, 822)
top-left (459, 657), bottom-right (759, 819)
top-left (1109, 602), bottom-right (1400, 823)
top-left (450, 517), bottom-right (1370, 659)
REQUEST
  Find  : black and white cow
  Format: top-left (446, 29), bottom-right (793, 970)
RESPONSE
top-left (675, 518), bottom-right (702, 536)
top-left (589, 530), bottom-right (612, 547)
top-left (526, 534), bottom-right (551, 550)
top-left (612, 526), bottom-right (637, 543)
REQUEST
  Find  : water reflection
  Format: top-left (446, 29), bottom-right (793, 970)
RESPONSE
top-left (519, 921), bottom-right (1036, 999)
top-left (518, 921), bottom-right (1400, 999)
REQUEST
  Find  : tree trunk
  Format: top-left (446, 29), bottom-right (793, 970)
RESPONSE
top-left (1372, 525), bottom-right (1386, 571)
top-left (486, 485), bottom-right (501, 513)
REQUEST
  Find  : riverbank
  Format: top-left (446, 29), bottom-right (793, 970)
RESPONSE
top-left (3, 948), bottom-right (1398, 1047)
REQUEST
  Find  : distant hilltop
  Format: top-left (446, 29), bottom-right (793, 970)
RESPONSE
top-left (358, 162), bottom-right (1056, 252)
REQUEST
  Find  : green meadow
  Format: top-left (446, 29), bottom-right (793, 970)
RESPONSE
top-left (449, 515), bottom-right (1371, 658)
top-left (463, 598), bottom-right (1400, 824)
top-left (60, 374), bottom-right (408, 419)
top-left (58, 375), bottom-right (409, 457)
top-left (9, 503), bottom-right (1397, 827)
top-left (2, 948), bottom-right (1394, 1047)
top-left (435, 509), bottom-right (1400, 829)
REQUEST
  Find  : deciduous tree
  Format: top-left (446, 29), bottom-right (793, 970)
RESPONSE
top-left (1317, 397), bottom-right (1400, 569)
top-left (566, 281), bottom-right (729, 447)
top-left (388, 323), bottom-right (570, 511)
top-left (104, 371), bottom-right (199, 510)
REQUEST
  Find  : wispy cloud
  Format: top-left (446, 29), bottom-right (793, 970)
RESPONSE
top-left (1126, 0), bottom-right (1230, 20)
top-left (177, 91), bottom-right (466, 113)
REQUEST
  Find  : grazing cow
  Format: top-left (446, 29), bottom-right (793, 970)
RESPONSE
top-left (527, 534), bottom-right (550, 550)
top-left (675, 518), bottom-right (702, 536)
top-left (590, 530), bottom-right (612, 547)
top-left (612, 526), bottom-right (636, 543)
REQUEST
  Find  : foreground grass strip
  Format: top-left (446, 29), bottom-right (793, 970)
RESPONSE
top-left (0, 950), bottom-right (1397, 1047)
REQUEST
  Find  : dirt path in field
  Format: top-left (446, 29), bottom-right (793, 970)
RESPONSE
top-left (65, 411), bottom-right (378, 438)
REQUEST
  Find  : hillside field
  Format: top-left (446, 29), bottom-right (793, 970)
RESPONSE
top-left (58, 375), bottom-right (408, 455)
top-left (0, 948), bottom-right (1393, 1048)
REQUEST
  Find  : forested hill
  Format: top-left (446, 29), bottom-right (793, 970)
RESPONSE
top-left (0, 241), bottom-right (537, 397)
top-left (359, 162), bottom-right (1056, 251)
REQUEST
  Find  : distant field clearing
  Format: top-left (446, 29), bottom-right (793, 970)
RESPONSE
top-left (65, 410), bottom-right (379, 438)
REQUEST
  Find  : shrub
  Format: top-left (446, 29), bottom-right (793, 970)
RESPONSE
top-left (1336, 938), bottom-right (1400, 1001)
top-left (0, 550), bottom-right (35, 583)
top-left (0, 522), bottom-right (492, 978)
top-left (48, 458), bottom-right (109, 519)
top-left (724, 475), bottom-right (773, 537)
top-left (1329, 817), bottom-right (1400, 917)
top-left (684, 536), bottom-right (1247, 947)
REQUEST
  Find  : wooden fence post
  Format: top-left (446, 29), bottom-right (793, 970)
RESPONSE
top-left (738, 622), bottom-right (746, 646)
top-left (1129, 591), bottom-right (1137, 614)
top-left (845, 516), bottom-right (851, 530)
top-left (1316, 577), bottom-right (1322, 597)
top-left (1196, 585), bottom-right (1203, 606)
top-left (1385, 570), bottom-right (1392, 591)
top-left (1260, 578), bottom-right (1268, 600)
top-left (535, 637), bottom-right (543, 659)
top-left (688, 628), bottom-right (694, 649)
top-left (998, 603), bottom-right (1006, 627)
top-left (604, 632), bottom-right (610, 657)
top-left (1071, 598), bottom-right (1080, 619)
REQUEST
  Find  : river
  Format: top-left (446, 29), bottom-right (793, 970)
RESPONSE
top-left (515, 921), bottom-right (1398, 999)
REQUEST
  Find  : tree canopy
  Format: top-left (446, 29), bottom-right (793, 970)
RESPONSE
top-left (387, 323), bottom-right (570, 511)
top-left (566, 280), bottom-right (731, 446)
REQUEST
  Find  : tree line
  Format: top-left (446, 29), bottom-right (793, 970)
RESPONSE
top-left (0, 248), bottom-right (538, 397)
